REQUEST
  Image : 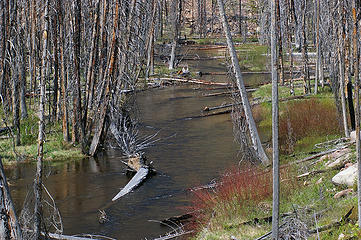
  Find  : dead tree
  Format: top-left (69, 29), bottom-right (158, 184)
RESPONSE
top-left (34, 0), bottom-right (49, 237)
top-left (169, 0), bottom-right (179, 70)
top-left (217, 0), bottom-right (269, 165)
top-left (0, 158), bottom-right (22, 239)
top-left (271, 0), bottom-right (280, 238)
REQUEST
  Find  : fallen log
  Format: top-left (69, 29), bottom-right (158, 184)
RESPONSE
top-left (150, 77), bottom-right (231, 86)
top-left (203, 103), bottom-right (234, 111)
top-left (0, 126), bottom-right (13, 136)
top-left (110, 123), bottom-right (153, 201)
top-left (112, 167), bottom-right (149, 201)
top-left (309, 206), bottom-right (354, 234)
top-left (202, 95), bottom-right (307, 113)
top-left (202, 88), bottom-right (256, 97)
top-left (290, 144), bottom-right (350, 166)
top-left (161, 213), bottom-right (194, 225)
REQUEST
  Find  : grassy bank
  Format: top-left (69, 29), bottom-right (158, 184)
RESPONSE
top-left (188, 81), bottom-right (361, 239)
top-left (0, 109), bottom-right (85, 165)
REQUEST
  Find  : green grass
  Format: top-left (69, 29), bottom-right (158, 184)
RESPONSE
top-left (0, 109), bottom-right (85, 165)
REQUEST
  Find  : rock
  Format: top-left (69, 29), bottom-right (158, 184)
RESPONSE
top-left (325, 153), bottom-right (352, 169)
top-left (332, 165), bottom-right (358, 187)
top-left (350, 131), bottom-right (356, 142)
top-left (333, 189), bottom-right (353, 199)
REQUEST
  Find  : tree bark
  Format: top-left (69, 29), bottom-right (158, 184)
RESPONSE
top-left (314, 0), bottom-right (321, 94)
top-left (71, 0), bottom-right (84, 144)
top-left (352, 0), bottom-right (361, 228)
top-left (88, 1), bottom-right (120, 156)
top-left (271, 0), bottom-right (280, 238)
top-left (169, 0), bottom-right (178, 70)
top-left (0, 158), bottom-right (22, 239)
top-left (34, 0), bottom-right (49, 237)
top-left (338, 0), bottom-right (349, 138)
top-left (276, 0), bottom-right (284, 85)
top-left (301, 0), bottom-right (310, 94)
top-left (57, 0), bottom-right (69, 142)
top-left (217, 0), bottom-right (269, 165)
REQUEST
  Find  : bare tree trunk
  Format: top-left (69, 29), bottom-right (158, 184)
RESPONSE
top-left (57, 0), bottom-right (69, 142)
top-left (34, 0), bottom-right (49, 237)
top-left (30, 0), bottom-right (36, 107)
top-left (84, 0), bottom-right (100, 139)
top-left (286, 0), bottom-right (294, 95)
top-left (352, 0), bottom-right (361, 229)
top-left (276, 0), bottom-right (284, 85)
top-left (169, 0), bottom-right (178, 70)
top-left (338, 0), bottom-right (349, 138)
top-left (217, 0), bottom-right (269, 165)
top-left (10, 0), bottom-right (20, 146)
top-left (239, 0), bottom-right (242, 34)
top-left (0, 158), bottom-right (22, 239)
top-left (51, 12), bottom-right (59, 121)
top-left (89, 1), bottom-right (120, 156)
top-left (71, 0), bottom-right (84, 144)
top-left (271, 0), bottom-right (280, 238)
top-left (301, 0), bottom-right (310, 94)
top-left (314, 0), bottom-right (321, 94)
top-left (146, 0), bottom-right (157, 79)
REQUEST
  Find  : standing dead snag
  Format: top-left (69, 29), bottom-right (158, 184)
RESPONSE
top-left (0, 158), bottom-right (22, 239)
top-left (217, 0), bottom-right (269, 165)
top-left (34, 0), bottom-right (49, 237)
top-left (353, 0), bottom-right (361, 228)
top-left (88, 1), bottom-right (120, 156)
top-left (271, 0), bottom-right (280, 238)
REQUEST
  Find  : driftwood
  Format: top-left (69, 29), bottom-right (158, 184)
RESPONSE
top-left (112, 166), bottom-right (149, 201)
top-left (47, 232), bottom-right (116, 240)
top-left (202, 95), bottom-right (307, 114)
top-left (290, 145), bottom-right (350, 166)
top-left (202, 88), bottom-right (256, 97)
top-left (150, 77), bottom-right (231, 86)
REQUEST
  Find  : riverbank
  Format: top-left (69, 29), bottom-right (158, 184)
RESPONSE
top-left (0, 109), bottom-right (85, 165)
top-left (188, 81), bottom-right (360, 239)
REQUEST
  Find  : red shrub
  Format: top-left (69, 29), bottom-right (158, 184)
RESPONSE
top-left (186, 165), bottom-right (298, 231)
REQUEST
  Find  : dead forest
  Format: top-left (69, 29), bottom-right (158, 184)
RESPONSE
top-left (1, 0), bottom-right (361, 239)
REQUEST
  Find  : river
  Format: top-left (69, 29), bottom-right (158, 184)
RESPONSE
top-left (6, 45), bottom-right (270, 239)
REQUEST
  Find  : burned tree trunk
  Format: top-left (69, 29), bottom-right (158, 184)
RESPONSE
top-left (338, 0), bottom-right (349, 138)
top-left (301, 0), bottom-right (310, 94)
top-left (88, 1), bottom-right (120, 156)
top-left (169, 0), bottom-right (179, 70)
top-left (353, 0), bottom-right (361, 228)
top-left (34, 0), bottom-right (49, 237)
top-left (0, 158), bottom-right (22, 239)
top-left (271, 0), bottom-right (280, 238)
top-left (71, 0), bottom-right (84, 144)
top-left (57, 0), bottom-right (69, 142)
top-left (217, 0), bottom-right (269, 165)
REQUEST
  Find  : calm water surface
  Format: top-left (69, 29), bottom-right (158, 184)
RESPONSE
top-left (7, 46), bottom-right (270, 239)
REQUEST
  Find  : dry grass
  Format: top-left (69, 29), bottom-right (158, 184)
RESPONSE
top-left (279, 98), bottom-right (341, 153)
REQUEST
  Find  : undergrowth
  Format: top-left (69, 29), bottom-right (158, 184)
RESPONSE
top-left (188, 165), bottom-right (299, 239)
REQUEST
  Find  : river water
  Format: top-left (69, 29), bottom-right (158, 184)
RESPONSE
top-left (6, 46), bottom-right (270, 239)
